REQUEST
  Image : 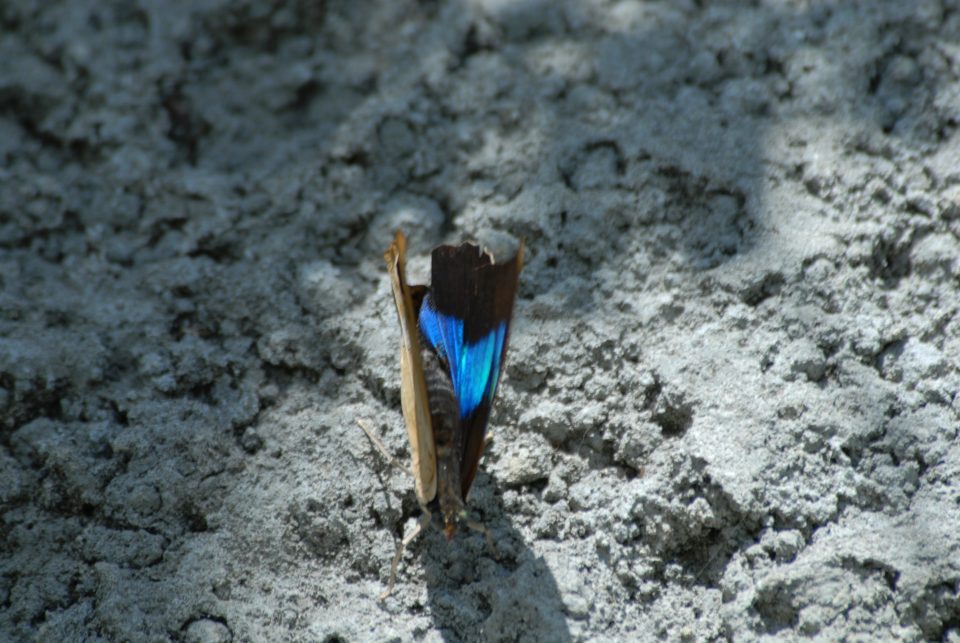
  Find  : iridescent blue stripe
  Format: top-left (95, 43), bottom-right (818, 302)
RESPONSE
top-left (419, 295), bottom-right (506, 418)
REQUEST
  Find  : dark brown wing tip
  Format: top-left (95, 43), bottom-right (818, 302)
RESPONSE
top-left (435, 237), bottom-right (524, 268)
top-left (432, 241), bottom-right (489, 267)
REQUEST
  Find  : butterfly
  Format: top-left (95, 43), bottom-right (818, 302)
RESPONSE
top-left (364, 230), bottom-right (524, 597)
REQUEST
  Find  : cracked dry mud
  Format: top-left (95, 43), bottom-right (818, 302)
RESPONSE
top-left (2, 1), bottom-right (959, 641)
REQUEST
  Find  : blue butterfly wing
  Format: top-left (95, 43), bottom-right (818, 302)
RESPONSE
top-left (419, 240), bottom-right (524, 498)
top-left (419, 297), bottom-right (507, 419)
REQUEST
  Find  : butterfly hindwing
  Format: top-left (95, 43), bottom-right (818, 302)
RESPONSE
top-left (418, 240), bottom-right (525, 498)
top-left (384, 232), bottom-right (437, 507)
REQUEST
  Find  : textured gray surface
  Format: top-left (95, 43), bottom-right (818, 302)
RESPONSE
top-left (2, 1), bottom-right (960, 641)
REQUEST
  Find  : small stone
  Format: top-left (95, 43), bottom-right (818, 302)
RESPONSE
top-left (240, 427), bottom-right (263, 454)
top-left (784, 339), bottom-right (827, 383)
top-left (495, 432), bottom-right (552, 487)
top-left (183, 618), bottom-right (232, 643)
top-left (898, 338), bottom-right (947, 384)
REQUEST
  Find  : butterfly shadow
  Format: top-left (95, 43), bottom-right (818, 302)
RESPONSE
top-left (412, 471), bottom-right (573, 642)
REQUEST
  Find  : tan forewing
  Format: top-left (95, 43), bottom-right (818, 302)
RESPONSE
top-left (384, 231), bottom-right (437, 506)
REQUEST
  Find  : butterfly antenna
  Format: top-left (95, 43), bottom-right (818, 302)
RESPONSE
top-left (356, 418), bottom-right (413, 476)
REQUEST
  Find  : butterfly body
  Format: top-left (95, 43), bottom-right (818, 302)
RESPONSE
top-left (384, 231), bottom-right (524, 539)
top-left (419, 345), bottom-right (465, 538)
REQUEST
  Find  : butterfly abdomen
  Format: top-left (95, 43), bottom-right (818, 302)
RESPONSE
top-left (420, 347), bottom-right (465, 534)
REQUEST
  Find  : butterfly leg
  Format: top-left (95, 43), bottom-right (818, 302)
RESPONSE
top-left (465, 519), bottom-right (499, 561)
top-left (356, 418), bottom-right (412, 476)
top-left (380, 510), bottom-right (431, 600)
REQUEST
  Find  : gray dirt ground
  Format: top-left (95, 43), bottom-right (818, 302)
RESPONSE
top-left (2, 0), bottom-right (959, 641)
